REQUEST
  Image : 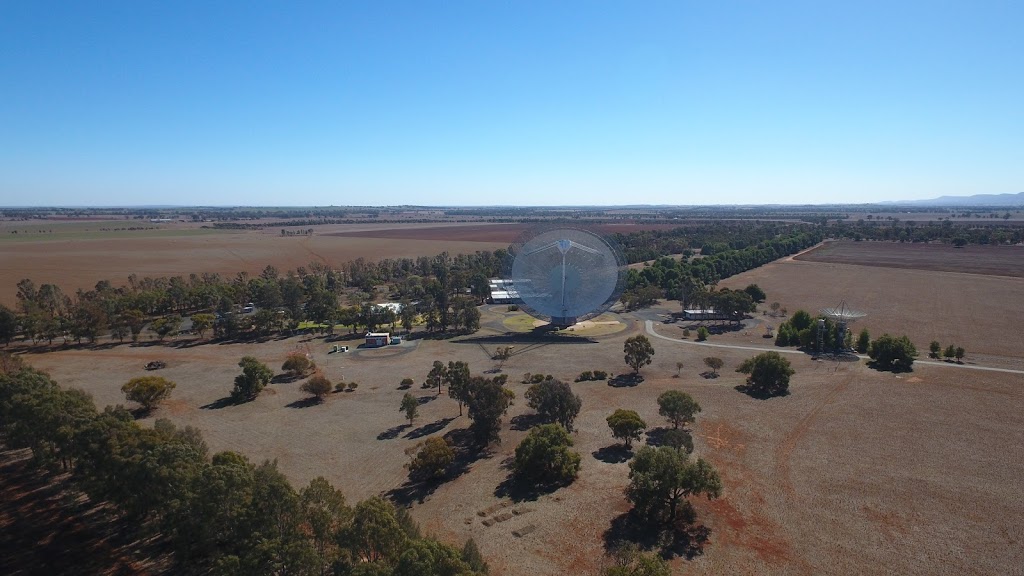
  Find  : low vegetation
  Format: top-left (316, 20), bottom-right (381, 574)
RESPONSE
top-left (300, 373), bottom-right (332, 401)
top-left (121, 375), bottom-right (176, 411)
top-left (282, 351), bottom-right (316, 377)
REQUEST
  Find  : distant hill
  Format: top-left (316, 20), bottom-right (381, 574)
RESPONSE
top-left (882, 192), bottom-right (1024, 207)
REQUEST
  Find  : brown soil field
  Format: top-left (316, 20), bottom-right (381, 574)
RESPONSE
top-left (717, 252), bottom-right (1024, 358)
top-left (23, 299), bottom-right (1024, 575)
top-left (796, 240), bottom-right (1024, 277)
top-left (328, 222), bottom-right (684, 243)
top-left (0, 225), bottom-right (509, 306)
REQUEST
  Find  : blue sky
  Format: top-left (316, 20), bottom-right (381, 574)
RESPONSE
top-left (1, 1), bottom-right (1021, 206)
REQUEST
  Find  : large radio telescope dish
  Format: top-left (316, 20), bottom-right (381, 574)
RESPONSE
top-left (509, 228), bottom-right (625, 328)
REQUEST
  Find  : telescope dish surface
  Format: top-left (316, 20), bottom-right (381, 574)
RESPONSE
top-left (509, 227), bottom-right (625, 327)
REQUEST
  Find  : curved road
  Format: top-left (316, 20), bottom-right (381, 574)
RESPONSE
top-left (644, 320), bottom-right (1024, 376)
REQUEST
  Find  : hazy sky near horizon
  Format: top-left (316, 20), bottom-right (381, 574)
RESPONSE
top-left (1, 1), bottom-right (1021, 207)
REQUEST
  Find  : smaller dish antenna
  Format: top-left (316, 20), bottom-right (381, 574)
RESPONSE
top-left (818, 300), bottom-right (867, 355)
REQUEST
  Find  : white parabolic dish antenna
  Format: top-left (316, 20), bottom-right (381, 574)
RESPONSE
top-left (509, 228), bottom-right (625, 327)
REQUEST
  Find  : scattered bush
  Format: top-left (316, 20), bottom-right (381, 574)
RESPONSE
top-left (347, 382), bottom-right (359, 392)
top-left (121, 376), bottom-right (176, 411)
top-left (334, 382), bottom-right (346, 393)
top-left (657, 390), bottom-right (701, 429)
top-left (407, 437), bottom-right (455, 480)
top-left (282, 352), bottom-right (315, 377)
top-left (592, 370), bottom-right (608, 380)
top-left (231, 356), bottom-right (272, 402)
top-left (576, 370), bottom-right (594, 382)
top-left (606, 409), bottom-right (646, 448)
top-left (399, 377), bottom-right (414, 390)
top-left (696, 327), bottom-right (709, 341)
top-left (300, 374), bottom-right (332, 400)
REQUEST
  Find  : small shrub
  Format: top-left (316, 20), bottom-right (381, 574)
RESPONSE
top-left (282, 352), bottom-right (315, 377)
top-left (521, 372), bottom-right (533, 384)
top-left (697, 327), bottom-right (709, 341)
top-left (347, 382), bottom-right (359, 391)
top-left (507, 304), bottom-right (519, 311)
top-left (682, 328), bottom-right (691, 338)
top-left (334, 382), bottom-right (346, 393)
top-left (575, 370), bottom-right (594, 382)
top-left (592, 370), bottom-right (608, 380)
top-left (301, 374), bottom-right (332, 400)
top-left (530, 373), bottom-right (547, 383)
top-left (399, 377), bottom-right (414, 390)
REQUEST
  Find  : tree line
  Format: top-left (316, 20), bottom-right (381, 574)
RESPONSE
top-left (0, 358), bottom-right (489, 575)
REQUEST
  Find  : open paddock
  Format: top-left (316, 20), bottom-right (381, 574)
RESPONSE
top-left (327, 222), bottom-right (684, 243)
top-left (719, 254), bottom-right (1024, 358)
top-left (22, 299), bottom-right (1024, 575)
top-left (796, 240), bottom-right (1024, 277)
top-left (0, 223), bottom-right (510, 305)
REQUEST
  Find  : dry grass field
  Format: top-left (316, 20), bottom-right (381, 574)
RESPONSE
top-left (0, 222), bottom-right (513, 306)
top-left (718, 242), bottom-right (1024, 359)
top-left (24, 294), bottom-right (1024, 575)
top-left (795, 240), bottom-right (1024, 277)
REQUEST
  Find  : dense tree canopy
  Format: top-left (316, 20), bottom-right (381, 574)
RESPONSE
top-left (0, 366), bottom-right (489, 574)
top-left (465, 376), bottom-right (514, 446)
top-left (606, 409), bottom-right (647, 448)
top-left (512, 424), bottom-right (581, 486)
top-left (736, 352), bottom-right (795, 396)
top-left (626, 446), bottom-right (722, 525)
top-left (231, 356), bottom-right (273, 402)
top-left (868, 334), bottom-right (918, 372)
top-left (657, 390), bottom-right (701, 429)
top-left (525, 379), bottom-right (582, 432)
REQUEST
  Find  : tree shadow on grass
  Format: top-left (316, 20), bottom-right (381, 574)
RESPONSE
top-left (592, 444), bottom-right (632, 464)
top-left (417, 395), bottom-right (437, 405)
top-left (387, 427), bottom-right (489, 506)
top-left (285, 396), bottom-right (322, 409)
top-left (509, 413), bottom-right (544, 431)
top-left (128, 406), bottom-right (154, 420)
top-left (405, 417), bottom-right (456, 439)
top-left (493, 471), bottom-right (572, 503)
top-left (866, 361), bottom-right (915, 374)
top-left (271, 373), bottom-right (302, 384)
top-left (603, 509), bottom-right (711, 561)
top-left (733, 384), bottom-right (789, 400)
top-left (608, 374), bottom-right (644, 388)
top-left (199, 396), bottom-right (236, 410)
top-left (377, 424), bottom-right (411, 440)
